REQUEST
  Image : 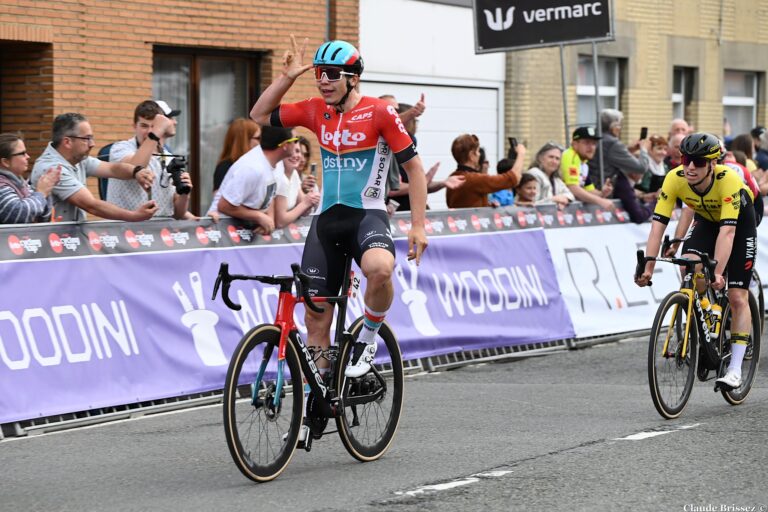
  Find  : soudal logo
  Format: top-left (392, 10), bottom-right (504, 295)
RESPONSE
top-left (289, 223), bottom-right (302, 240)
top-left (8, 235), bottom-right (23, 256)
top-left (350, 112), bottom-right (373, 122)
top-left (320, 125), bottom-right (366, 147)
top-left (49, 233), bottom-right (63, 254)
top-left (88, 231), bottom-right (103, 252)
top-left (517, 211), bottom-right (527, 227)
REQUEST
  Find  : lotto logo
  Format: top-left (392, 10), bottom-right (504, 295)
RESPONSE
top-left (321, 125), bottom-right (366, 147)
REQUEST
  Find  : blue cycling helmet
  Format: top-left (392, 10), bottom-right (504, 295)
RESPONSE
top-left (313, 40), bottom-right (364, 76)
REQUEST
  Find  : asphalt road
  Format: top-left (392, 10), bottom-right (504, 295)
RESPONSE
top-left (2, 335), bottom-right (767, 512)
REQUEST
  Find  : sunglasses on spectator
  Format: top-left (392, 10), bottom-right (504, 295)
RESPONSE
top-left (314, 67), bottom-right (355, 82)
top-left (681, 154), bottom-right (710, 167)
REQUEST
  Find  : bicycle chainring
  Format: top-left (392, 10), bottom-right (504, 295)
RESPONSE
top-left (305, 392), bottom-right (328, 438)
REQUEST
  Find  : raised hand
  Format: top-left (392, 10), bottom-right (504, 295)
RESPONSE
top-left (283, 35), bottom-right (313, 80)
top-left (37, 165), bottom-right (61, 197)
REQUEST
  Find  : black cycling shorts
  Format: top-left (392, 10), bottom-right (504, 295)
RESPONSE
top-left (301, 204), bottom-right (395, 297)
top-left (682, 194), bottom-right (757, 289)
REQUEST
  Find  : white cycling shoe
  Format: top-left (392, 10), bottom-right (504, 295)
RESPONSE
top-left (283, 424), bottom-right (309, 445)
top-left (716, 369), bottom-right (742, 388)
top-left (345, 342), bottom-right (377, 378)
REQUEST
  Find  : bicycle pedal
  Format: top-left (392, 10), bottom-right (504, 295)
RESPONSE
top-left (303, 435), bottom-right (313, 452)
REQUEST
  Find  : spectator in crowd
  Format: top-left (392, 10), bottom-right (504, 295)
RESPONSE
top-left (213, 118), bottom-right (261, 193)
top-left (561, 126), bottom-right (614, 210)
top-left (635, 134), bottom-right (668, 200)
top-left (668, 118), bottom-right (690, 139)
top-left (107, 100), bottom-right (194, 219)
top-left (0, 133), bottom-right (60, 223)
top-left (273, 134), bottom-right (320, 227)
top-left (379, 94), bottom-right (425, 200)
top-left (588, 109), bottom-right (651, 222)
top-left (386, 101), bottom-right (464, 211)
top-left (513, 173), bottom-right (538, 207)
top-left (525, 141), bottom-right (573, 207)
top-left (31, 113), bottom-right (157, 222)
top-left (750, 126), bottom-right (768, 171)
top-left (488, 155), bottom-right (515, 207)
top-left (446, 133), bottom-right (523, 208)
top-left (731, 133), bottom-right (759, 173)
top-left (664, 132), bottom-right (685, 170)
top-left (297, 136), bottom-right (320, 194)
top-left (207, 125), bottom-right (298, 234)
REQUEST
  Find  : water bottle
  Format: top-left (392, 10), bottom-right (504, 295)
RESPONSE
top-left (700, 297), bottom-right (714, 329)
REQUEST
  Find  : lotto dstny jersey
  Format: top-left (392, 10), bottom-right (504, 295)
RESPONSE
top-left (273, 96), bottom-right (417, 213)
top-left (653, 164), bottom-right (754, 226)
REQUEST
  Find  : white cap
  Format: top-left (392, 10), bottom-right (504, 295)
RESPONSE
top-left (154, 100), bottom-right (180, 117)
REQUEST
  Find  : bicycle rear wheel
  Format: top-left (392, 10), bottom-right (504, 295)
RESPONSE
top-left (223, 325), bottom-right (303, 482)
top-left (720, 293), bottom-right (762, 405)
top-left (648, 291), bottom-right (697, 419)
top-left (335, 319), bottom-right (404, 462)
top-left (749, 269), bottom-right (764, 336)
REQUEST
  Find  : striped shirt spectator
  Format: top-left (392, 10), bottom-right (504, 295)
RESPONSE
top-left (0, 133), bottom-right (59, 224)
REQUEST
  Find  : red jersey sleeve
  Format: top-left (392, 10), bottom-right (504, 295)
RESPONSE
top-left (373, 101), bottom-right (417, 164)
top-left (272, 98), bottom-right (324, 130)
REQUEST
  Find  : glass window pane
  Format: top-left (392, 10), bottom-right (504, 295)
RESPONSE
top-left (578, 56), bottom-right (594, 87)
top-left (577, 95), bottom-right (596, 126)
top-left (153, 55), bottom-right (191, 157)
top-left (724, 105), bottom-right (754, 136)
top-left (673, 68), bottom-right (682, 94)
top-left (199, 58), bottom-right (248, 212)
top-left (724, 70), bottom-right (756, 98)
top-left (599, 59), bottom-right (617, 86)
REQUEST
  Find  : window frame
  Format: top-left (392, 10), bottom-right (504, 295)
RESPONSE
top-left (576, 55), bottom-right (620, 126)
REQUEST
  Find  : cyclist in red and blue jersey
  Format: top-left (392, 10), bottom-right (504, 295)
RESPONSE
top-left (251, 37), bottom-right (428, 384)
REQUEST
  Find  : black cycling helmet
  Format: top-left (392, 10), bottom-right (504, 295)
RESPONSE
top-left (680, 132), bottom-right (722, 161)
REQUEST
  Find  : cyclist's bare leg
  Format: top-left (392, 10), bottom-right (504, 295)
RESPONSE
top-left (360, 248), bottom-right (395, 312)
top-left (305, 306), bottom-right (333, 370)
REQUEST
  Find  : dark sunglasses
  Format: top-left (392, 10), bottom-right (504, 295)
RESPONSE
top-left (681, 154), bottom-right (710, 167)
top-left (314, 66), bottom-right (354, 82)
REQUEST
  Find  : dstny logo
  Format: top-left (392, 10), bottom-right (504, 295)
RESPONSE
top-left (484, 7), bottom-right (514, 31)
top-left (321, 125), bottom-right (366, 147)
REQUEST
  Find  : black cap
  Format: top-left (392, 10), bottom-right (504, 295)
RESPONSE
top-left (572, 126), bottom-right (601, 140)
top-left (260, 125), bottom-right (299, 150)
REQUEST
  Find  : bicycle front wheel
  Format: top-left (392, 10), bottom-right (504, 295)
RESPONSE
top-left (648, 291), bottom-right (697, 419)
top-left (335, 319), bottom-right (404, 462)
top-left (223, 325), bottom-right (303, 483)
top-left (749, 269), bottom-right (764, 336)
top-left (720, 292), bottom-right (762, 405)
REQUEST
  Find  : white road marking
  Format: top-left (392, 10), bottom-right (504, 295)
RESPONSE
top-left (615, 423), bottom-right (702, 441)
top-left (395, 470), bottom-right (513, 497)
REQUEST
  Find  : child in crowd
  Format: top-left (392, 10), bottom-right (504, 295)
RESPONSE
top-left (513, 173), bottom-right (538, 207)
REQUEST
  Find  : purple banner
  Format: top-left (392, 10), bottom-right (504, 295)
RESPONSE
top-left (0, 228), bottom-right (572, 424)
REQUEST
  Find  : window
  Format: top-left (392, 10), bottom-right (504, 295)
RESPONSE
top-left (153, 48), bottom-right (260, 214)
top-left (576, 56), bottom-right (619, 126)
top-left (672, 67), bottom-right (696, 121)
top-left (723, 70), bottom-right (758, 137)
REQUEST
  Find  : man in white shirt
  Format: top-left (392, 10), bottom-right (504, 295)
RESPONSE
top-left (107, 100), bottom-right (194, 219)
top-left (207, 125), bottom-right (298, 234)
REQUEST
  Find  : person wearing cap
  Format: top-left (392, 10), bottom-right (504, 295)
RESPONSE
top-left (560, 126), bottom-right (615, 210)
top-left (31, 112), bottom-right (157, 222)
top-left (107, 100), bottom-right (194, 219)
top-left (207, 125), bottom-right (298, 233)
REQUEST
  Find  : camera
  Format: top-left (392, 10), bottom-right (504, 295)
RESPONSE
top-left (166, 156), bottom-right (191, 195)
top-left (507, 137), bottom-right (518, 162)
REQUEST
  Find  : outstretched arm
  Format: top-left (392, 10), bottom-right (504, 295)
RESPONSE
top-left (251, 35), bottom-right (313, 125)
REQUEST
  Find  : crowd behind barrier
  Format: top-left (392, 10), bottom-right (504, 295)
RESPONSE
top-left (2, 202), bottom-right (768, 427)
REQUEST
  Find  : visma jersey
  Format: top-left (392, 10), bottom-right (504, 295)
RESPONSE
top-left (273, 96), bottom-right (417, 212)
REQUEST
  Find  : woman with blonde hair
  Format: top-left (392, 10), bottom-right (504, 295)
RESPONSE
top-left (212, 118), bottom-right (261, 193)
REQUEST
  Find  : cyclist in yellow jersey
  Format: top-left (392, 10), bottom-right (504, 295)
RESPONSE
top-left (560, 126), bottom-right (615, 210)
top-left (636, 133), bottom-right (757, 388)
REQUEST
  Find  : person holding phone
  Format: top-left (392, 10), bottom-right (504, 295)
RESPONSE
top-left (561, 126), bottom-right (615, 210)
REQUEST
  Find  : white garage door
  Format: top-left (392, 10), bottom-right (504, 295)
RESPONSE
top-left (360, 81), bottom-right (500, 210)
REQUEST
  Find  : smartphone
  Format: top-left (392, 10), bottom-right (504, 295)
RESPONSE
top-left (507, 137), bottom-right (518, 162)
top-left (310, 163), bottom-right (317, 176)
top-left (639, 127), bottom-right (648, 140)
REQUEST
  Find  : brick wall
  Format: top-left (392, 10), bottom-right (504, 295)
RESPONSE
top-left (0, 0), bottom-right (358, 208)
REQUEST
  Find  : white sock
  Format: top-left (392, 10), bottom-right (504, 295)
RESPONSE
top-left (728, 343), bottom-right (747, 375)
top-left (357, 306), bottom-right (387, 345)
